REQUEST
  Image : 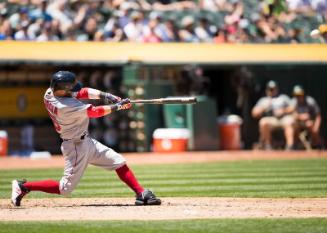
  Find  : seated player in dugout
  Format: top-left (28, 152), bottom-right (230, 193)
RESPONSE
top-left (251, 80), bottom-right (295, 150)
top-left (288, 85), bottom-right (322, 148)
top-left (11, 71), bottom-right (161, 207)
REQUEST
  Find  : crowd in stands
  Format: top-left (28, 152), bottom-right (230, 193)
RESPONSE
top-left (0, 0), bottom-right (326, 43)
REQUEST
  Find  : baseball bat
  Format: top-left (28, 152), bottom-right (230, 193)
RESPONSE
top-left (130, 97), bottom-right (197, 105)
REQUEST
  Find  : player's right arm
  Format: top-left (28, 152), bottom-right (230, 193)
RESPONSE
top-left (252, 98), bottom-right (270, 119)
top-left (76, 87), bottom-right (121, 103)
top-left (87, 98), bottom-right (132, 118)
top-left (286, 98), bottom-right (296, 114)
top-left (252, 105), bottom-right (263, 119)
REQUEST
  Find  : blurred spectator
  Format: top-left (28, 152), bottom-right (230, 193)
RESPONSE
top-left (187, 65), bottom-right (210, 95)
top-left (9, 6), bottom-right (30, 30)
top-left (36, 22), bottom-right (59, 41)
top-left (286, 0), bottom-right (312, 13)
top-left (252, 81), bottom-right (295, 150)
top-left (179, 16), bottom-right (200, 42)
top-left (116, 3), bottom-right (133, 29)
top-left (0, 19), bottom-right (13, 40)
top-left (104, 21), bottom-right (125, 42)
top-left (124, 11), bottom-right (144, 41)
top-left (145, 12), bottom-right (165, 40)
top-left (104, 11), bottom-right (120, 32)
top-left (195, 16), bottom-right (217, 42)
top-left (213, 28), bottom-right (229, 43)
top-left (50, 19), bottom-right (63, 40)
top-left (310, 24), bottom-right (327, 42)
top-left (27, 18), bottom-right (44, 39)
top-left (142, 19), bottom-right (161, 42)
top-left (76, 17), bottom-right (98, 41)
top-left (65, 28), bottom-right (76, 41)
top-left (0, 0), bottom-right (325, 43)
top-left (311, 0), bottom-right (327, 15)
top-left (289, 85), bottom-right (322, 148)
top-left (157, 16), bottom-right (180, 42)
top-left (47, 0), bottom-right (73, 33)
top-left (287, 0), bottom-right (327, 14)
top-left (14, 20), bottom-right (34, 40)
top-left (94, 30), bottom-right (105, 42)
top-left (29, 0), bottom-right (52, 22)
top-left (152, 0), bottom-right (196, 11)
top-left (0, 7), bottom-right (7, 24)
top-left (199, 0), bottom-right (233, 11)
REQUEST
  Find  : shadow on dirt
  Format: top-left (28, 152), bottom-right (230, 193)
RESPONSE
top-left (79, 203), bottom-right (135, 207)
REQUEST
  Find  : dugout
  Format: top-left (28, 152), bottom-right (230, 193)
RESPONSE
top-left (0, 42), bottom-right (326, 153)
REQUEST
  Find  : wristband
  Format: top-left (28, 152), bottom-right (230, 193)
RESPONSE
top-left (110, 104), bottom-right (119, 112)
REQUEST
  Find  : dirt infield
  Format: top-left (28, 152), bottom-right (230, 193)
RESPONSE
top-left (1, 151), bottom-right (327, 221)
top-left (1, 150), bottom-right (327, 170)
top-left (1, 198), bottom-right (326, 221)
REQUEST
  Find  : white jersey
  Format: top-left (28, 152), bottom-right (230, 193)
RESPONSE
top-left (254, 94), bottom-right (291, 117)
top-left (43, 88), bottom-right (91, 140)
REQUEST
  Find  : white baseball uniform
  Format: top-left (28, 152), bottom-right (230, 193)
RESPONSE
top-left (44, 88), bottom-right (126, 195)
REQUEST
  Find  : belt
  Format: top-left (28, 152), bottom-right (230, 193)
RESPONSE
top-left (63, 133), bottom-right (87, 141)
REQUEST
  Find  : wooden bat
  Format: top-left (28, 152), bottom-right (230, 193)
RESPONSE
top-left (130, 97), bottom-right (197, 105)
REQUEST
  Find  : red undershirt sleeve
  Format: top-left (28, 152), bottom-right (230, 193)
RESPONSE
top-left (87, 105), bottom-right (106, 118)
top-left (76, 88), bottom-right (89, 99)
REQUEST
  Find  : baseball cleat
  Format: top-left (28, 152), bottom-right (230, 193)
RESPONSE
top-left (135, 189), bottom-right (161, 206)
top-left (11, 179), bottom-right (29, 207)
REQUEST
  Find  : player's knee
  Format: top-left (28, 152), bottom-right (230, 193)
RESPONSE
top-left (282, 115), bottom-right (295, 127)
top-left (114, 161), bottom-right (127, 170)
top-left (259, 118), bottom-right (270, 128)
top-left (105, 149), bottom-right (127, 170)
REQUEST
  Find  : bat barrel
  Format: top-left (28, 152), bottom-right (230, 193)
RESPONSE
top-left (131, 97), bottom-right (197, 104)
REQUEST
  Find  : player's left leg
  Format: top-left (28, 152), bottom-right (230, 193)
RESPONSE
top-left (259, 117), bottom-right (277, 150)
top-left (11, 138), bottom-right (90, 207)
top-left (11, 179), bottom-right (60, 206)
top-left (281, 115), bottom-right (295, 150)
top-left (87, 137), bottom-right (161, 205)
top-left (305, 120), bottom-right (322, 148)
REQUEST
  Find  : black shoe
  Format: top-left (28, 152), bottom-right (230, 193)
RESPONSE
top-left (11, 179), bottom-right (29, 207)
top-left (135, 189), bottom-right (161, 206)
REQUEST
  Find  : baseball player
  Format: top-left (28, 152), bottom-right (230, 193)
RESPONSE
top-left (252, 80), bottom-right (294, 150)
top-left (289, 85), bottom-right (322, 148)
top-left (11, 71), bottom-right (161, 206)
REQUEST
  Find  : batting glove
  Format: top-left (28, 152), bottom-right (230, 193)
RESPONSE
top-left (103, 92), bottom-right (122, 103)
top-left (116, 98), bottom-right (132, 111)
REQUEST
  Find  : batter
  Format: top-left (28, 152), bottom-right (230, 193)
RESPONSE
top-left (11, 71), bottom-right (161, 206)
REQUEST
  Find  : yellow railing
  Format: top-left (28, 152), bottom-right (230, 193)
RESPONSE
top-left (0, 41), bottom-right (327, 64)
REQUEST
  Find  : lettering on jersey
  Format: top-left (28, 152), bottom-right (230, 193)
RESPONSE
top-left (44, 98), bottom-right (61, 132)
top-left (44, 99), bottom-right (58, 115)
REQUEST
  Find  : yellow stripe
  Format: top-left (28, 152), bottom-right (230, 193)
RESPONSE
top-left (0, 42), bottom-right (327, 64)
